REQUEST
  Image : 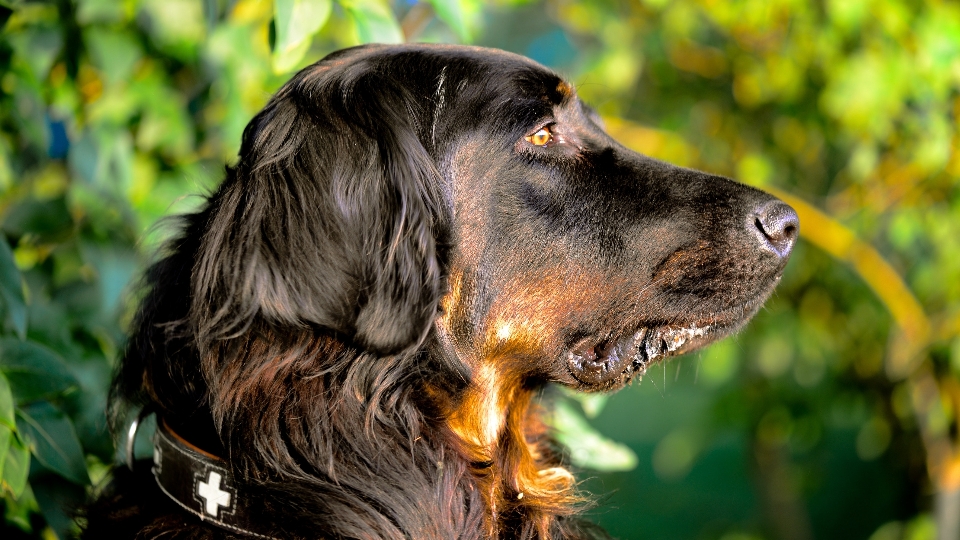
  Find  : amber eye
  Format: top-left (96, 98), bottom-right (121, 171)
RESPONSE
top-left (525, 126), bottom-right (553, 146)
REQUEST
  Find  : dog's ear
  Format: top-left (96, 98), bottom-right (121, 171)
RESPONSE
top-left (192, 65), bottom-right (449, 356)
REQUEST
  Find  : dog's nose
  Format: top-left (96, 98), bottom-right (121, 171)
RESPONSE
top-left (752, 199), bottom-right (799, 258)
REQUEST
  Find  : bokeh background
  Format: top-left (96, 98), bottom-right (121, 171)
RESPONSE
top-left (0, 0), bottom-right (958, 538)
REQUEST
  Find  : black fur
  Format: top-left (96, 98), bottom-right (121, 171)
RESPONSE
top-left (83, 44), bottom-right (796, 539)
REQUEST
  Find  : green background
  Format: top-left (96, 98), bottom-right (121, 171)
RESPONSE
top-left (0, 0), bottom-right (958, 538)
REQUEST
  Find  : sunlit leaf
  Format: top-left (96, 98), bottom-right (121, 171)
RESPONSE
top-left (0, 239), bottom-right (26, 340)
top-left (428, 0), bottom-right (474, 42)
top-left (138, 0), bottom-right (206, 60)
top-left (272, 0), bottom-right (332, 73)
top-left (342, 0), bottom-right (403, 44)
top-left (1, 434), bottom-right (30, 498)
top-left (16, 402), bottom-right (90, 485)
top-left (0, 339), bottom-right (78, 403)
top-left (550, 400), bottom-right (638, 472)
top-left (76, 0), bottom-right (130, 25)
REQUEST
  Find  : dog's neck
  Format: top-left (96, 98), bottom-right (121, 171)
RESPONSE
top-left (170, 330), bottom-right (583, 539)
top-left (430, 334), bottom-right (581, 537)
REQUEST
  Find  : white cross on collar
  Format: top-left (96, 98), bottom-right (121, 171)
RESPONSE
top-left (197, 470), bottom-right (232, 517)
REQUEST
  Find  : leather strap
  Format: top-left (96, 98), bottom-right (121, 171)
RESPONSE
top-left (152, 419), bottom-right (280, 539)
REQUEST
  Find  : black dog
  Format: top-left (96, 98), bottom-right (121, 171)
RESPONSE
top-left (83, 44), bottom-right (797, 539)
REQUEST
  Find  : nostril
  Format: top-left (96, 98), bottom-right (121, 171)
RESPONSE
top-left (753, 200), bottom-right (799, 257)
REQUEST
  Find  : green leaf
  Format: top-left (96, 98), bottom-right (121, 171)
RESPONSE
top-left (559, 387), bottom-right (609, 418)
top-left (0, 426), bottom-right (9, 483)
top-left (272, 0), bottom-right (332, 73)
top-left (0, 239), bottom-right (26, 340)
top-left (2, 197), bottom-right (73, 243)
top-left (32, 474), bottom-right (86, 539)
top-left (0, 372), bottom-right (13, 431)
top-left (342, 0), bottom-right (403, 44)
top-left (1, 434), bottom-right (30, 498)
top-left (85, 28), bottom-right (142, 86)
top-left (76, 0), bottom-right (129, 25)
top-left (0, 6), bottom-right (12, 31)
top-left (79, 243), bottom-right (139, 318)
top-left (428, 0), bottom-right (474, 42)
top-left (16, 402), bottom-right (90, 485)
top-left (0, 338), bottom-right (78, 403)
top-left (550, 400), bottom-right (638, 472)
top-left (6, 26), bottom-right (63, 82)
top-left (138, 0), bottom-right (206, 61)
top-left (0, 373), bottom-right (11, 477)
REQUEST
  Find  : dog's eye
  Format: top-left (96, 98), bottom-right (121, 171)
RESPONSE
top-left (526, 126), bottom-right (554, 147)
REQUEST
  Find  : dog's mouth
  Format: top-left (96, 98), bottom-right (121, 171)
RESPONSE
top-left (564, 280), bottom-right (783, 390)
top-left (566, 324), bottom-right (717, 388)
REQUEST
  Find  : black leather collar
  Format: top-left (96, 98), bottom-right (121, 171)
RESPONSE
top-left (152, 419), bottom-right (279, 539)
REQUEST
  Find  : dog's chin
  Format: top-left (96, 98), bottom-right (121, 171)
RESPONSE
top-left (564, 292), bottom-right (774, 392)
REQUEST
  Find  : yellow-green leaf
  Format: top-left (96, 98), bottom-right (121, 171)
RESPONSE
top-left (550, 400), bottom-right (638, 472)
top-left (1, 434), bottom-right (29, 498)
top-left (428, 0), bottom-right (476, 42)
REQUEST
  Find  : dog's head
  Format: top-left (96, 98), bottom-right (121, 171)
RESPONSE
top-left (192, 43), bottom-right (796, 395)
top-left (111, 43), bottom-right (798, 539)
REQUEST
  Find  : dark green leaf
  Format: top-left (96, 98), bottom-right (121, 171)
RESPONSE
top-left (0, 6), bottom-right (12, 30)
top-left (1, 434), bottom-right (29, 498)
top-left (16, 402), bottom-right (90, 485)
top-left (1, 197), bottom-right (74, 243)
top-left (0, 239), bottom-right (26, 340)
top-left (0, 339), bottom-right (78, 403)
top-left (32, 474), bottom-right (86, 539)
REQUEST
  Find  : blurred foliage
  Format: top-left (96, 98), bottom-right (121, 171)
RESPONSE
top-left (0, 0), bottom-right (957, 539)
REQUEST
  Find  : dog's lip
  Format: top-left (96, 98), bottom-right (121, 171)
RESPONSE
top-left (567, 323), bottom-right (717, 388)
top-left (566, 334), bottom-right (637, 386)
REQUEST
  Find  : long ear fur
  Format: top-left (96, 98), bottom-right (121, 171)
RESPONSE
top-left (191, 60), bottom-right (449, 355)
